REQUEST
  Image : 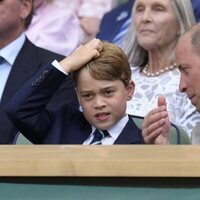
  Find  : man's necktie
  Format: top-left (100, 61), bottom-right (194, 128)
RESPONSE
top-left (0, 56), bottom-right (5, 64)
top-left (90, 129), bottom-right (109, 145)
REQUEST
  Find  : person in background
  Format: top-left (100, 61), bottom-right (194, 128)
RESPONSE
top-left (70, 0), bottom-right (115, 43)
top-left (191, 0), bottom-right (200, 22)
top-left (5, 39), bottom-right (170, 144)
top-left (0, 0), bottom-right (78, 144)
top-left (26, 0), bottom-right (114, 56)
top-left (97, 0), bottom-right (135, 45)
top-left (97, 0), bottom-right (200, 46)
top-left (25, 0), bottom-right (83, 56)
top-left (122, 0), bottom-right (200, 141)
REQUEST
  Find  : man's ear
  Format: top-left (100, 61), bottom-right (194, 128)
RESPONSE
top-left (19, 0), bottom-right (32, 20)
top-left (126, 80), bottom-right (135, 101)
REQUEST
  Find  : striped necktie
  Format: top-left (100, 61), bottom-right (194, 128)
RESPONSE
top-left (90, 129), bottom-right (109, 145)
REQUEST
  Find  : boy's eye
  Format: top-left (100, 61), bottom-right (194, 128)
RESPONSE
top-left (82, 94), bottom-right (93, 100)
top-left (104, 90), bottom-right (114, 96)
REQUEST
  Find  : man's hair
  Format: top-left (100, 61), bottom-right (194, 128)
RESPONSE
top-left (122, 0), bottom-right (196, 67)
top-left (73, 42), bottom-right (131, 87)
top-left (190, 25), bottom-right (200, 56)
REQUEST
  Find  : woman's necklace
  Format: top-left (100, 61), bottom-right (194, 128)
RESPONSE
top-left (142, 63), bottom-right (177, 77)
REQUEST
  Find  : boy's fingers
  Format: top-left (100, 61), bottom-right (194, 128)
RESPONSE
top-left (93, 51), bottom-right (100, 59)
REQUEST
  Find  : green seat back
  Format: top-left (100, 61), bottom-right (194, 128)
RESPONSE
top-left (132, 115), bottom-right (190, 144)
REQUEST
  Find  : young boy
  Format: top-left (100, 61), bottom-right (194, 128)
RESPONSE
top-left (6, 39), bottom-right (150, 144)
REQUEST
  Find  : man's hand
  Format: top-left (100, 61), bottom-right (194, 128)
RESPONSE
top-left (59, 38), bottom-right (103, 73)
top-left (142, 96), bottom-right (170, 144)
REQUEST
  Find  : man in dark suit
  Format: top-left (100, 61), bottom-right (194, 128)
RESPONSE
top-left (5, 39), bottom-right (169, 145)
top-left (97, 0), bottom-right (135, 45)
top-left (0, 0), bottom-right (78, 143)
top-left (191, 0), bottom-right (200, 22)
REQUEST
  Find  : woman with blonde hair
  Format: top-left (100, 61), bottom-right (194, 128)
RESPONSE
top-left (122, 0), bottom-right (200, 140)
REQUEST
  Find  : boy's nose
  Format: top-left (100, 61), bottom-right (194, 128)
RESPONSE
top-left (94, 96), bottom-right (105, 108)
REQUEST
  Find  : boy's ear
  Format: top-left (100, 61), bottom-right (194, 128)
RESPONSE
top-left (126, 80), bottom-right (135, 101)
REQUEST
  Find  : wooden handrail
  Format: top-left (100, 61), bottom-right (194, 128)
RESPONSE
top-left (0, 145), bottom-right (200, 177)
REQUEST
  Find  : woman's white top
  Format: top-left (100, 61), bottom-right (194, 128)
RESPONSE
top-left (126, 66), bottom-right (200, 137)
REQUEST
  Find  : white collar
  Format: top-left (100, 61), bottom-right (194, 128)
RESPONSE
top-left (92, 115), bottom-right (129, 140)
top-left (0, 33), bottom-right (25, 66)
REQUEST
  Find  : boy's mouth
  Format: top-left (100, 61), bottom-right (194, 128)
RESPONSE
top-left (95, 113), bottom-right (110, 121)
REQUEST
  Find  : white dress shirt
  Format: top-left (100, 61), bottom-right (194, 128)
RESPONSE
top-left (83, 115), bottom-right (129, 145)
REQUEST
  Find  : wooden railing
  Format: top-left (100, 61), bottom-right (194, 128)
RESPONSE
top-left (0, 145), bottom-right (200, 177)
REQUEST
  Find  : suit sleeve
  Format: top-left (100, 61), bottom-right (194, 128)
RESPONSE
top-left (5, 63), bottom-right (70, 143)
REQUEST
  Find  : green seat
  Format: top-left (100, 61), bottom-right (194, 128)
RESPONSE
top-left (132, 115), bottom-right (190, 144)
top-left (15, 116), bottom-right (190, 144)
top-left (15, 133), bottom-right (32, 145)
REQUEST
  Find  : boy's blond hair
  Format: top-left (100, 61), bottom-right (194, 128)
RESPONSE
top-left (74, 42), bottom-right (131, 87)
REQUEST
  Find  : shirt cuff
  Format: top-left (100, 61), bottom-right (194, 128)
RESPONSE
top-left (52, 60), bottom-right (68, 75)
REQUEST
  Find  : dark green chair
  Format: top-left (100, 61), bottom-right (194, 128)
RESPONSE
top-left (14, 116), bottom-right (190, 144)
top-left (14, 132), bottom-right (32, 145)
top-left (132, 115), bottom-right (190, 144)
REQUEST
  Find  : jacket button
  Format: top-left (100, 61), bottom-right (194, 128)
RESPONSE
top-left (32, 81), bottom-right (37, 87)
top-left (43, 70), bottom-right (48, 76)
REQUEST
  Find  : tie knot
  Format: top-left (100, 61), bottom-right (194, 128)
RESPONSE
top-left (90, 129), bottom-right (109, 145)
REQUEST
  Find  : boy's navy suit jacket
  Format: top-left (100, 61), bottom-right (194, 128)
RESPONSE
top-left (1, 38), bottom-right (78, 143)
top-left (5, 63), bottom-right (144, 144)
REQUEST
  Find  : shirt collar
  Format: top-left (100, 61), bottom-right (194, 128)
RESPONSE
top-left (92, 114), bottom-right (129, 140)
top-left (0, 33), bottom-right (25, 66)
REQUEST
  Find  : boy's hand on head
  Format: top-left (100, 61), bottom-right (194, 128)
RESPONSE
top-left (59, 38), bottom-right (103, 73)
top-left (142, 96), bottom-right (170, 144)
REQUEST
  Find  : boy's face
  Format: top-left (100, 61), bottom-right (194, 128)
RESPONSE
top-left (76, 68), bottom-right (134, 130)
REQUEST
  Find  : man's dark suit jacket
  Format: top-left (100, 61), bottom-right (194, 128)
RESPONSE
top-left (1, 38), bottom-right (78, 143)
top-left (5, 63), bottom-right (144, 144)
top-left (97, 0), bottom-right (135, 42)
top-left (192, 0), bottom-right (200, 22)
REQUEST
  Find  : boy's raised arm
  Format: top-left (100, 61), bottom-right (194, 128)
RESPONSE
top-left (59, 38), bottom-right (103, 73)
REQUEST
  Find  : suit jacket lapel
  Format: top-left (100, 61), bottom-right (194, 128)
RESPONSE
top-left (1, 38), bottom-right (39, 106)
top-left (0, 38), bottom-right (40, 143)
top-left (114, 115), bottom-right (144, 144)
